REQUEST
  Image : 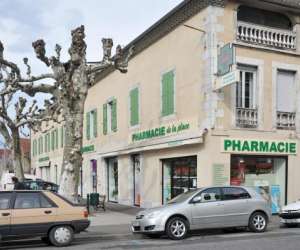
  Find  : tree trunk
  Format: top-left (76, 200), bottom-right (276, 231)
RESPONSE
top-left (11, 128), bottom-right (24, 181)
top-left (58, 64), bottom-right (88, 202)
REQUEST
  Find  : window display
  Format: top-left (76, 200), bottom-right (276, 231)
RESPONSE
top-left (231, 155), bottom-right (286, 213)
top-left (162, 156), bottom-right (197, 204)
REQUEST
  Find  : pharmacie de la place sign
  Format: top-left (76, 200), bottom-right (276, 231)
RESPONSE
top-left (221, 138), bottom-right (297, 155)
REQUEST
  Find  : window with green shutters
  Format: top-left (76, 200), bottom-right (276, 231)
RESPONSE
top-left (130, 88), bottom-right (139, 126)
top-left (103, 104), bottom-right (107, 135)
top-left (86, 112), bottom-right (90, 140)
top-left (40, 137), bottom-right (43, 154)
top-left (111, 99), bottom-right (117, 132)
top-left (44, 134), bottom-right (47, 153)
top-left (161, 70), bottom-right (175, 117)
top-left (47, 133), bottom-right (50, 152)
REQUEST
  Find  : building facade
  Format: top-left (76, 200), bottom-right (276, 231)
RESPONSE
top-left (31, 0), bottom-right (300, 213)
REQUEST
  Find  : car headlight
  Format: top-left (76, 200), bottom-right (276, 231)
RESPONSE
top-left (146, 211), bottom-right (161, 219)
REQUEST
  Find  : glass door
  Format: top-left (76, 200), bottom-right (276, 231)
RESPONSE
top-left (107, 158), bottom-right (118, 202)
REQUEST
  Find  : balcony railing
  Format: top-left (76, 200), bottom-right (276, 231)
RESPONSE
top-left (237, 21), bottom-right (296, 50)
top-left (236, 108), bottom-right (258, 128)
top-left (277, 111), bottom-right (296, 130)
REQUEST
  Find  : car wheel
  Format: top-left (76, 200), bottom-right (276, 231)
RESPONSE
top-left (249, 212), bottom-right (268, 233)
top-left (166, 217), bottom-right (188, 240)
top-left (41, 236), bottom-right (51, 245)
top-left (49, 225), bottom-right (74, 247)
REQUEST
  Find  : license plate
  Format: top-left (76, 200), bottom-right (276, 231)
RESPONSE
top-left (284, 219), bottom-right (298, 223)
top-left (132, 221), bottom-right (140, 226)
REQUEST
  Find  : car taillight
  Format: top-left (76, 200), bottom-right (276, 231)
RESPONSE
top-left (83, 210), bottom-right (89, 218)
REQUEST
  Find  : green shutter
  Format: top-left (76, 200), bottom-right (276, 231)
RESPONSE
top-left (55, 129), bottom-right (58, 149)
top-left (93, 109), bottom-right (98, 138)
top-left (33, 140), bottom-right (36, 156)
top-left (103, 104), bottom-right (107, 135)
top-left (60, 126), bottom-right (64, 147)
top-left (41, 137), bottom-right (43, 154)
top-left (47, 133), bottom-right (50, 152)
top-left (38, 138), bottom-right (41, 155)
top-left (130, 88), bottom-right (139, 126)
top-left (111, 99), bottom-right (117, 132)
top-left (51, 131), bottom-right (55, 151)
top-left (162, 71), bottom-right (174, 116)
top-left (86, 112), bottom-right (90, 140)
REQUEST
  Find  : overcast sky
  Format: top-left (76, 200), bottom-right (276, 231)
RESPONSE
top-left (0, 0), bottom-right (183, 75)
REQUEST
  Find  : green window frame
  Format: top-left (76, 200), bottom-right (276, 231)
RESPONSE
top-left (44, 134), bottom-right (47, 153)
top-left (40, 137), bottom-right (43, 154)
top-left (130, 87), bottom-right (139, 126)
top-left (86, 112), bottom-right (90, 140)
top-left (92, 109), bottom-right (98, 138)
top-left (161, 70), bottom-right (175, 117)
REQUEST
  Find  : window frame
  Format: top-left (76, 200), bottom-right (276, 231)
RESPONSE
top-left (160, 69), bottom-right (176, 118)
top-left (191, 187), bottom-right (222, 203)
top-left (129, 86), bottom-right (140, 128)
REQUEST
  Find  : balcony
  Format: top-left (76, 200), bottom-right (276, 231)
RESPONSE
top-left (237, 21), bottom-right (296, 50)
top-left (277, 111), bottom-right (296, 130)
top-left (236, 108), bottom-right (258, 128)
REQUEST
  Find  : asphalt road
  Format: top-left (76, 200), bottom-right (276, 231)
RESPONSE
top-left (2, 225), bottom-right (300, 250)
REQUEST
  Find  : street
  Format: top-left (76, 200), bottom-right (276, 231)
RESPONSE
top-left (1, 222), bottom-right (300, 250)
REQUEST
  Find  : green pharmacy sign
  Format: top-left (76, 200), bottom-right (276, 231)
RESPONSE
top-left (38, 156), bottom-right (49, 162)
top-left (81, 145), bottom-right (95, 154)
top-left (222, 138), bottom-right (297, 155)
top-left (132, 122), bottom-right (190, 142)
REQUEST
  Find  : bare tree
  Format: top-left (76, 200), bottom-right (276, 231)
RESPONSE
top-left (0, 25), bottom-right (133, 200)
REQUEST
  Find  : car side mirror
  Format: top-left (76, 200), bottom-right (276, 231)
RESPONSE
top-left (191, 196), bottom-right (202, 204)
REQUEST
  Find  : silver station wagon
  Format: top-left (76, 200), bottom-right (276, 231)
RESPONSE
top-left (132, 186), bottom-right (271, 240)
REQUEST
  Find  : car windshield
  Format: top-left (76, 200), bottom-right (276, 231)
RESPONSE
top-left (167, 189), bottom-right (201, 204)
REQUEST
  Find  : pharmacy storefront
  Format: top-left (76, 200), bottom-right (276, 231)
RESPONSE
top-left (222, 138), bottom-right (297, 214)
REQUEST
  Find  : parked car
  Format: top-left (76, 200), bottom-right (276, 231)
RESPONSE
top-left (22, 180), bottom-right (59, 193)
top-left (279, 200), bottom-right (300, 227)
top-left (0, 172), bottom-right (39, 191)
top-left (131, 186), bottom-right (271, 240)
top-left (0, 190), bottom-right (90, 246)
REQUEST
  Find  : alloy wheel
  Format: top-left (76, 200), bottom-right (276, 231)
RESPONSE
top-left (252, 214), bottom-right (266, 231)
top-left (170, 219), bottom-right (186, 238)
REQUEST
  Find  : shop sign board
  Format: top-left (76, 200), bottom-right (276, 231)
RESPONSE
top-left (217, 43), bottom-right (235, 76)
top-left (221, 138), bottom-right (297, 155)
top-left (81, 145), bottom-right (95, 154)
top-left (215, 70), bottom-right (240, 90)
top-left (38, 156), bottom-right (49, 163)
top-left (132, 122), bottom-right (190, 142)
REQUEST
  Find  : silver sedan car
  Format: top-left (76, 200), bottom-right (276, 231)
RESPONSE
top-left (132, 186), bottom-right (271, 240)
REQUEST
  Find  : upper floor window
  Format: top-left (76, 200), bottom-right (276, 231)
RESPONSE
top-left (237, 6), bottom-right (296, 50)
top-left (86, 109), bottom-right (97, 140)
top-left (276, 70), bottom-right (296, 130)
top-left (237, 6), bottom-right (292, 30)
top-left (130, 87), bottom-right (139, 127)
top-left (236, 65), bottom-right (258, 128)
top-left (103, 99), bottom-right (117, 134)
top-left (161, 70), bottom-right (175, 117)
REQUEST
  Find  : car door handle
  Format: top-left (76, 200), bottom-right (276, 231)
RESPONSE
top-left (2, 213), bottom-right (10, 216)
top-left (44, 210), bottom-right (52, 214)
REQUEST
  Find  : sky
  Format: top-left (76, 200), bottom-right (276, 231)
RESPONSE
top-left (0, 0), bottom-right (183, 142)
top-left (0, 0), bottom-right (183, 75)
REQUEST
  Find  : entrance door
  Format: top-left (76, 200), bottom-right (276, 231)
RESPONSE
top-left (91, 159), bottom-right (97, 193)
top-left (0, 192), bottom-right (12, 237)
top-left (132, 155), bottom-right (141, 206)
top-left (190, 187), bottom-right (225, 229)
top-left (107, 158), bottom-right (118, 202)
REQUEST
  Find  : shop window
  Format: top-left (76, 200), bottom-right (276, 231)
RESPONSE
top-left (231, 155), bottom-right (286, 214)
top-left (162, 156), bottom-right (197, 204)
